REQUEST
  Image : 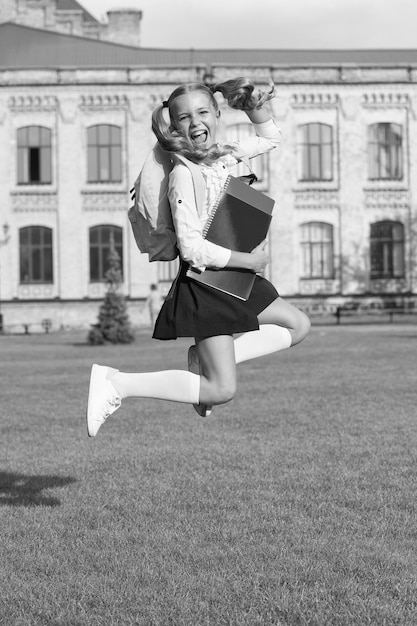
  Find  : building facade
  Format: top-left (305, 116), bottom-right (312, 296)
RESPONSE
top-left (1, 0), bottom-right (417, 332)
top-left (0, 0), bottom-right (142, 46)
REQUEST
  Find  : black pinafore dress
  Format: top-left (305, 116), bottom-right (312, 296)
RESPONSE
top-left (153, 261), bottom-right (279, 340)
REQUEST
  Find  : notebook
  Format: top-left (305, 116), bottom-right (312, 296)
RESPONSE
top-left (186, 176), bottom-right (275, 300)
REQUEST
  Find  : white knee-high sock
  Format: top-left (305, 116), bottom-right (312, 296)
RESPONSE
top-left (111, 370), bottom-right (200, 404)
top-left (234, 324), bottom-right (292, 364)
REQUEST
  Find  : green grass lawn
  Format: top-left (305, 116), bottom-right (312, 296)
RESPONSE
top-left (1, 324), bottom-right (417, 625)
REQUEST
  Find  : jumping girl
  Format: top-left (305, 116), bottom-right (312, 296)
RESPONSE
top-left (87, 77), bottom-right (310, 437)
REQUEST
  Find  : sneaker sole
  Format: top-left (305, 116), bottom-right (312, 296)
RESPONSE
top-left (86, 363), bottom-right (103, 437)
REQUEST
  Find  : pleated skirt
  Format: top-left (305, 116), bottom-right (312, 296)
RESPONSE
top-left (153, 261), bottom-right (279, 340)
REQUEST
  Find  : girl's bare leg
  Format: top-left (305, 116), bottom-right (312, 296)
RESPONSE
top-left (193, 298), bottom-right (310, 413)
top-left (195, 334), bottom-right (236, 406)
top-left (224, 297), bottom-right (310, 366)
top-left (257, 297), bottom-right (310, 346)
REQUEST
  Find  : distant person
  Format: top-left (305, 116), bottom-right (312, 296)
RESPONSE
top-left (87, 77), bottom-right (310, 437)
top-left (146, 283), bottom-right (162, 327)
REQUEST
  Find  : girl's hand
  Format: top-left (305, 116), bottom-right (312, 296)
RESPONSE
top-left (215, 79), bottom-right (275, 111)
top-left (226, 240), bottom-right (269, 272)
top-left (250, 240), bottom-right (269, 273)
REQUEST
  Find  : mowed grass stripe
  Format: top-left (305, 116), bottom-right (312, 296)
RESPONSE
top-left (1, 325), bottom-right (416, 625)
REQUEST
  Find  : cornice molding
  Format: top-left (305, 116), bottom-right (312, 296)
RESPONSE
top-left (11, 191), bottom-right (58, 212)
top-left (291, 93), bottom-right (339, 108)
top-left (81, 191), bottom-right (128, 211)
top-left (79, 94), bottom-right (129, 110)
top-left (364, 189), bottom-right (410, 209)
top-left (8, 95), bottom-right (58, 112)
top-left (294, 189), bottom-right (340, 210)
top-left (362, 92), bottom-right (409, 108)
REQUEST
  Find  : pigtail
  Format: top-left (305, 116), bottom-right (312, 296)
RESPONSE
top-left (151, 104), bottom-right (192, 156)
top-left (151, 104), bottom-right (177, 151)
top-left (151, 104), bottom-right (167, 143)
top-left (213, 77), bottom-right (275, 111)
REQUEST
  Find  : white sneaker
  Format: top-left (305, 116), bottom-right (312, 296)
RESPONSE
top-left (87, 364), bottom-right (121, 437)
top-left (187, 346), bottom-right (212, 417)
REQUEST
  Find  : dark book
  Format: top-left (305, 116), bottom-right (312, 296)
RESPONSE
top-left (186, 176), bottom-right (275, 300)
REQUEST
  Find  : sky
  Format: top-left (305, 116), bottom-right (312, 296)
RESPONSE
top-left (80, 0), bottom-right (417, 49)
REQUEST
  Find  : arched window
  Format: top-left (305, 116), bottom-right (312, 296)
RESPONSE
top-left (89, 225), bottom-right (123, 282)
top-left (87, 125), bottom-right (122, 183)
top-left (19, 226), bottom-right (53, 283)
top-left (368, 123), bottom-right (402, 180)
top-left (297, 123), bottom-right (333, 181)
top-left (17, 126), bottom-right (52, 184)
top-left (370, 220), bottom-right (404, 278)
top-left (300, 222), bottom-right (334, 278)
top-left (227, 123), bottom-right (269, 189)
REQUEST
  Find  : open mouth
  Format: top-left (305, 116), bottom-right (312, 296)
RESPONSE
top-left (191, 130), bottom-right (208, 144)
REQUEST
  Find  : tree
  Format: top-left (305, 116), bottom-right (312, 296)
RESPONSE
top-left (87, 233), bottom-right (135, 345)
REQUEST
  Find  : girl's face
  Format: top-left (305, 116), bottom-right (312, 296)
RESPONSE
top-left (170, 91), bottom-right (219, 149)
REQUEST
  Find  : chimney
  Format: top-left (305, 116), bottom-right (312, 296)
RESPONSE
top-left (104, 9), bottom-right (142, 47)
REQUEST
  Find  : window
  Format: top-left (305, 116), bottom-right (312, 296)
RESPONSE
top-left (297, 123), bottom-right (333, 181)
top-left (17, 126), bottom-right (52, 184)
top-left (370, 220), bottom-right (404, 278)
top-left (19, 226), bottom-right (53, 283)
top-left (89, 225), bottom-right (123, 282)
top-left (158, 259), bottom-right (179, 283)
top-left (227, 124), bottom-right (269, 188)
top-left (368, 123), bottom-right (402, 180)
top-left (87, 125), bottom-right (122, 183)
top-left (301, 222), bottom-right (334, 278)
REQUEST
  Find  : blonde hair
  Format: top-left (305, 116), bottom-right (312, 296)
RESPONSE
top-left (151, 77), bottom-right (274, 164)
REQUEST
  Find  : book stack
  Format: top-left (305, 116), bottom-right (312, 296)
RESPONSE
top-left (186, 175), bottom-right (275, 300)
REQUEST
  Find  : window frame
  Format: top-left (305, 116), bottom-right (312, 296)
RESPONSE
top-left (17, 126), bottom-right (52, 185)
top-left (368, 122), bottom-right (403, 181)
top-left (87, 124), bottom-right (122, 184)
top-left (226, 123), bottom-right (270, 190)
top-left (89, 224), bottom-right (124, 283)
top-left (297, 123), bottom-right (333, 182)
top-left (370, 220), bottom-right (405, 279)
top-left (300, 221), bottom-right (335, 279)
top-left (157, 259), bottom-right (179, 284)
top-left (19, 225), bottom-right (53, 284)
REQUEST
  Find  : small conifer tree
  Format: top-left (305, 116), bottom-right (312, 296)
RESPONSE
top-left (88, 233), bottom-right (135, 345)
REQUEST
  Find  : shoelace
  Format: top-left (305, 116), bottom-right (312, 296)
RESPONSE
top-left (100, 395), bottom-right (121, 420)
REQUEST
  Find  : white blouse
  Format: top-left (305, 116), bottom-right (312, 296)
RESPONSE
top-left (168, 119), bottom-right (281, 271)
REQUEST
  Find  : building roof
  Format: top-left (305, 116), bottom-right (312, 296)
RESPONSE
top-left (2, 22), bottom-right (417, 70)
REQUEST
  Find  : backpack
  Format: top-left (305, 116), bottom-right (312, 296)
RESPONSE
top-left (128, 144), bottom-right (206, 262)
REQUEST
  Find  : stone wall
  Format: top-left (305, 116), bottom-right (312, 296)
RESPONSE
top-left (0, 298), bottom-right (151, 334)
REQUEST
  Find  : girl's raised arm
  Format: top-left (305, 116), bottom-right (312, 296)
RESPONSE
top-left (244, 106), bottom-right (272, 124)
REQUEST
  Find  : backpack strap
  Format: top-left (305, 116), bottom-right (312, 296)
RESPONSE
top-left (175, 154), bottom-right (206, 216)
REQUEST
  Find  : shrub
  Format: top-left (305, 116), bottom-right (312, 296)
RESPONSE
top-left (87, 235), bottom-right (135, 345)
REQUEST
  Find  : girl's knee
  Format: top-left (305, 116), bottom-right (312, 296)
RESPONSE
top-left (212, 378), bottom-right (236, 405)
top-left (200, 374), bottom-right (236, 406)
top-left (292, 311), bottom-right (311, 345)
